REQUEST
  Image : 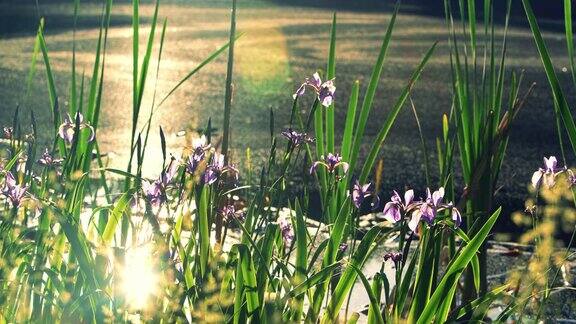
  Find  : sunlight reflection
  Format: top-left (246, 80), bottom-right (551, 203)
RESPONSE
top-left (121, 245), bottom-right (158, 310)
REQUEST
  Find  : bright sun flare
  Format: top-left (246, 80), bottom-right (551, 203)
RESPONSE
top-left (121, 245), bottom-right (158, 309)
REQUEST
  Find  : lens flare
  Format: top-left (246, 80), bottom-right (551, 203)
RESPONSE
top-left (121, 245), bottom-right (158, 309)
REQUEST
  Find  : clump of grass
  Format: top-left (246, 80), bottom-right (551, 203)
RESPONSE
top-left (441, 0), bottom-right (535, 303)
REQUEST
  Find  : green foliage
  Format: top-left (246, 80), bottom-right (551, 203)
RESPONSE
top-left (0, 0), bottom-right (523, 322)
top-left (442, 0), bottom-right (529, 303)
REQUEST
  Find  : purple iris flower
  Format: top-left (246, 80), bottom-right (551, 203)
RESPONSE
top-left (310, 153), bottom-right (349, 176)
top-left (351, 181), bottom-right (379, 209)
top-left (568, 169), bottom-right (576, 187)
top-left (318, 81), bottom-right (336, 107)
top-left (202, 153), bottom-right (239, 185)
top-left (450, 203), bottom-right (462, 227)
top-left (531, 156), bottom-right (565, 189)
top-left (424, 187), bottom-right (444, 220)
top-left (382, 189), bottom-right (415, 224)
top-left (339, 242), bottom-right (348, 253)
top-left (220, 204), bottom-right (245, 223)
top-left (281, 128), bottom-right (315, 147)
top-left (408, 187), bottom-right (444, 231)
top-left (58, 112), bottom-right (95, 145)
top-left (143, 180), bottom-right (163, 207)
top-left (185, 136), bottom-right (210, 174)
top-left (203, 153), bottom-right (225, 185)
top-left (143, 161), bottom-right (178, 207)
top-left (2, 172), bottom-right (27, 207)
top-left (279, 218), bottom-right (294, 246)
top-left (160, 160), bottom-right (178, 185)
top-left (293, 72), bottom-right (336, 108)
top-left (383, 251), bottom-right (403, 263)
top-left (3, 127), bottom-right (13, 139)
top-left (383, 187), bottom-right (461, 231)
top-left (37, 148), bottom-right (63, 167)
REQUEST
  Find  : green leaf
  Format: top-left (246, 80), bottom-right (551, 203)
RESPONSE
top-left (565, 0), bottom-right (576, 88)
top-left (233, 244), bottom-right (260, 314)
top-left (157, 35), bottom-right (241, 109)
top-left (522, 0), bottom-right (576, 157)
top-left (446, 284), bottom-right (509, 322)
top-left (417, 207), bottom-right (501, 323)
top-left (101, 190), bottom-right (135, 244)
top-left (349, 2), bottom-right (400, 174)
top-left (325, 13), bottom-right (337, 154)
top-left (350, 263), bottom-right (384, 324)
top-left (394, 246), bottom-right (419, 318)
top-left (292, 199), bottom-right (308, 320)
top-left (37, 20), bottom-right (60, 134)
top-left (197, 186), bottom-right (211, 277)
top-left (221, 0), bottom-right (237, 162)
top-left (310, 197), bottom-right (351, 317)
top-left (367, 271), bottom-right (385, 324)
top-left (341, 80), bottom-right (359, 162)
top-left (321, 227), bottom-right (381, 323)
top-left (282, 262), bottom-right (342, 302)
top-left (359, 42), bottom-right (438, 183)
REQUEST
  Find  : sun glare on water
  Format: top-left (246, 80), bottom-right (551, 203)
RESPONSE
top-left (121, 245), bottom-right (159, 309)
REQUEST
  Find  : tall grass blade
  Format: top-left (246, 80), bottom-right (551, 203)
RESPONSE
top-left (565, 0), bottom-right (576, 88)
top-left (25, 20), bottom-right (43, 100)
top-left (101, 190), bottom-right (134, 244)
top-left (326, 13), bottom-right (337, 154)
top-left (359, 43), bottom-right (437, 183)
top-left (341, 81), bottom-right (359, 161)
top-left (409, 97), bottom-right (431, 187)
top-left (37, 21), bottom-right (60, 133)
top-left (292, 199), bottom-right (308, 320)
top-left (349, 263), bottom-right (385, 324)
top-left (157, 36), bottom-right (239, 108)
top-left (221, 0), bottom-right (237, 163)
top-left (321, 227), bottom-right (381, 323)
top-left (522, 0), bottom-right (576, 155)
top-left (417, 207), bottom-right (501, 323)
top-left (349, 2), bottom-right (400, 174)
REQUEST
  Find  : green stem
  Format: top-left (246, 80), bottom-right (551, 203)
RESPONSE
top-left (221, 0), bottom-right (237, 164)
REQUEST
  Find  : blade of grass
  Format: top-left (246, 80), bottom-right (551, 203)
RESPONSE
top-left (349, 2), bottom-right (400, 175)
top-left (341, 81), bottom-right (359, 162)
top-left (446, 284), bottom-right (509, 322)
top-left (291, 199), bottom-right (308, 320)
top-left (101, 190), bottom-right (135, 244)
top-left (417, 207), bottom-right (501, 323)
top-left (325, 13), bottom-right (336, 154)
top-left (233, 244), bottom-right (260, 314)
top-left (282, 262), bottom-right (341, 302)
top-left (359, 43), bottom-right (438, 183)
top-left (82, 0), bottom-right (112, 170)
top-left (156, 35), bottom-right (240, 108)
top-left (522, 0), bottom-right (576, 158)
top-left (409, 96), bottom-right (431, 187)
top-left (321, 227), bottom-right (381, 323)
top-left (140, 18), bottom-right (168, 176)
top-left (37, 21), bottom-right (60, 134)
top-left (221, 0), bottom-right (237, 164)
top-left (565, 0), bottom-right (576, 88)
top-left (25, 20), bottom-right (43, 101)
top-left (350, 263), bottom-right (385, 324)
